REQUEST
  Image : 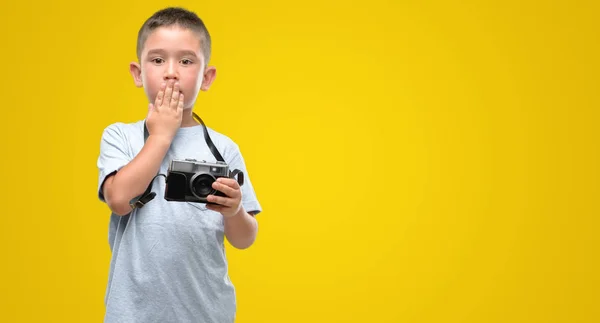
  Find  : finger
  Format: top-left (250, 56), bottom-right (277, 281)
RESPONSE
top-left (155, 82), bottom-right (166, 108)
top-left (212, 181), bottom-right (239, 198)
top-left (163, 80), bottom-right (174, 107)
top-left (171, 82), bottom-right (180, 110)
top-left (216, 177), bottom-right (240, 190)
top-left (207, 195), bottom-right (235, 207)
top-left (177, 93), bottom-right (184, 111)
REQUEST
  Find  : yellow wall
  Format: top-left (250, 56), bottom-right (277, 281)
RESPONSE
top-left (0, 1), bottom-right (598, 322)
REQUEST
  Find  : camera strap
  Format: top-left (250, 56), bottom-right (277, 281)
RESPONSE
top-left (129, 113), bottom-right (245, 210)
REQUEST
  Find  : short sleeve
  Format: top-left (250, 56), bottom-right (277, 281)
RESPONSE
top-left (97, 124), bottom-right (132, 202)
top-left (226, 144), bottom-right (262, 216)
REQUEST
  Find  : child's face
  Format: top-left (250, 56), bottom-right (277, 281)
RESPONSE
top-left (130, 26), bottom-right (216, 109)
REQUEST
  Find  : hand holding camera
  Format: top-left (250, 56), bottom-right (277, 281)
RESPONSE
top-left (146, 80), bottom-right (184, 142)
top-left (205, 178), bottom-right (243, 218)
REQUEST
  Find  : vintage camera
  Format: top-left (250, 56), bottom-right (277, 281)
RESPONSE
top-left (164, 158), bottom-right (230, 204)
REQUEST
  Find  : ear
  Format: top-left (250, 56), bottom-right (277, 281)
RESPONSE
top-left (200, 66), bottom-right (217, 91)
top-left (129, 62), bottom-right (143, 88)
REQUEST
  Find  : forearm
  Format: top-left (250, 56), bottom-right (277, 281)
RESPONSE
top-left (224, 208), bottom-right (258, 249)
top-left (104, 135), bottom-right (171, 215)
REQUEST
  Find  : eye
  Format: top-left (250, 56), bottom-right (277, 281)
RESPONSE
top-left (151, 58), bottom-right (164, 64)
top-left (181, 59), bottom-right (193, 65)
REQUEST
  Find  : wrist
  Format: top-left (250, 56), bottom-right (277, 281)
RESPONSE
top-left (147, 134), bottom-right (173, 148)
top-left (225, 206), bottom-right (246, 219)
top-left (234, 206), bottom-right (246, 218)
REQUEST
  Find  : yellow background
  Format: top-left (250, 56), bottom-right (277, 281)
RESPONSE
top-left (0, 0), bottom-right (598, 322)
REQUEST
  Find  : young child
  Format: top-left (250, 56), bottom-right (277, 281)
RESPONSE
top-left (96, 7), bottom-right (262, 323)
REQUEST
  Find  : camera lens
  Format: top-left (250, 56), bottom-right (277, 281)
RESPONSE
top-left (191, 173), bottom-right (216, 198)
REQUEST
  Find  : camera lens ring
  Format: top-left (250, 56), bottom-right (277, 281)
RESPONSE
top-left (190, 173), bottom-right (217, 199)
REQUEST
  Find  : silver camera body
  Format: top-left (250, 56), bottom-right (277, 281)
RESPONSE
top-left (164, 158), bottom-right (230, 203)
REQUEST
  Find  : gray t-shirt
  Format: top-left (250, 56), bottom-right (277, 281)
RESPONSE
top-left (97, 120), bottom-right (262, 323)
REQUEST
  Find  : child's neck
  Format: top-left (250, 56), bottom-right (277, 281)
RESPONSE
top-left (180, 109), bottom-right (200, 128)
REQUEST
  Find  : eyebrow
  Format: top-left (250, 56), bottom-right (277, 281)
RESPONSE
top-left (146, 49), bottom-right (199, 58)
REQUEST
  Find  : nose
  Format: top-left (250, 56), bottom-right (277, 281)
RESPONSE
top-left (163, 61), bottom-right (179, 81)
